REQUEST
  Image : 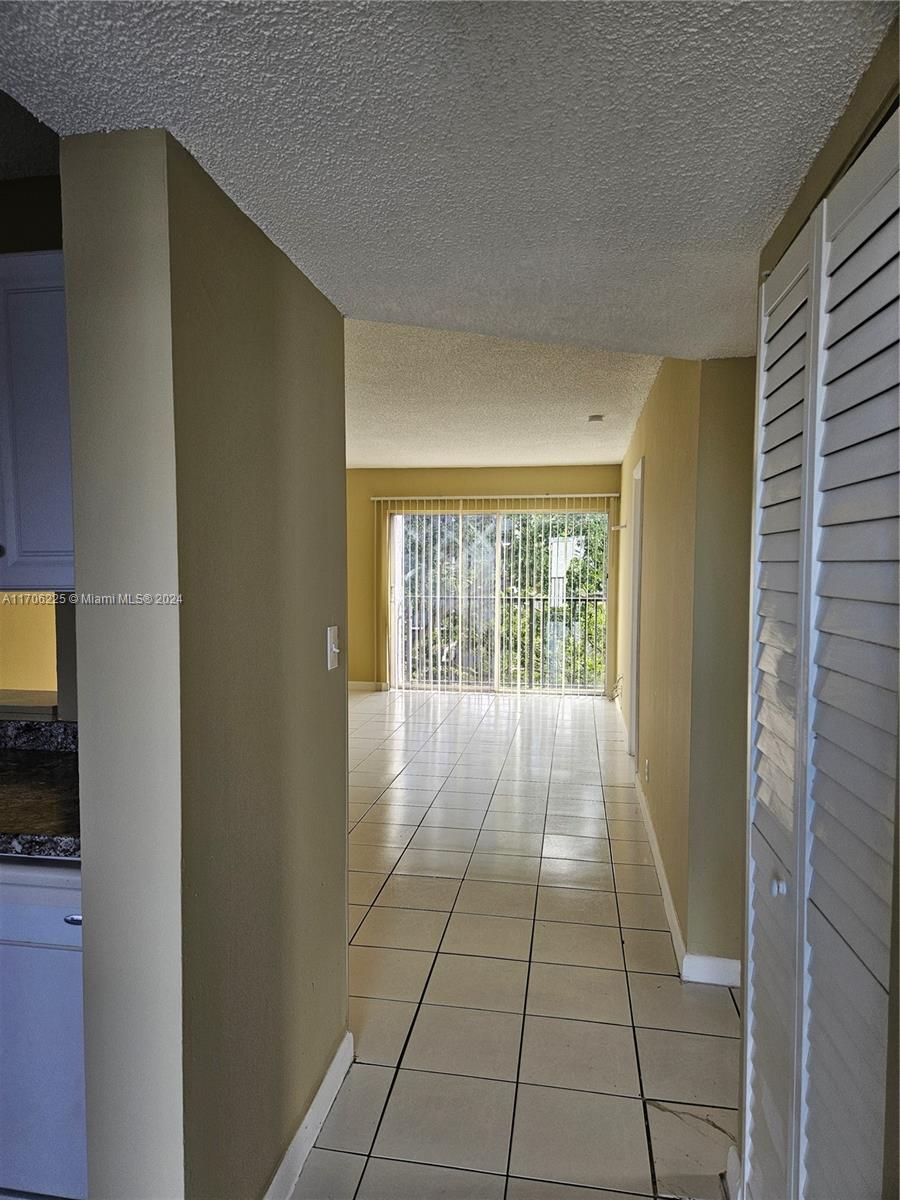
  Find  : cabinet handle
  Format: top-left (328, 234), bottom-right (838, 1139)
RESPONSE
top-left (64, 913), bottom-right (83, 926)
top-left (769, 877), bottom-right (788, 899)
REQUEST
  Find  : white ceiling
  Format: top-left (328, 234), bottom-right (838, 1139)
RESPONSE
top-left (0, 1), bottom-right (892, 362)
top-left (346, 320), bottom-right (660, 467)
top-left (0, 2), bottom-right (891, 467)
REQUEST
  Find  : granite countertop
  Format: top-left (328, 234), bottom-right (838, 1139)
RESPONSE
top-left (0, 721), bottom-right (80, 859)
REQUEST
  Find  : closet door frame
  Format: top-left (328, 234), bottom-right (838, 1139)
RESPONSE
top-left (791, 204), bottom-right (826, 1200)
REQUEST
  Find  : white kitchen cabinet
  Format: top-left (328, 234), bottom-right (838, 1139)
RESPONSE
top-left (0, 251), bottom-right (74, 590)
top-left (0, 861), bottom-right (86, 1199)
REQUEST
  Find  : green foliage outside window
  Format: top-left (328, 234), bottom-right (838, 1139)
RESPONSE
top-left (398, 510), bottom-right (607, 691)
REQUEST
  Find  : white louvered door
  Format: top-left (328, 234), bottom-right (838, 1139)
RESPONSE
top-left (745, 215), bottom-right (817, 1200)
top-left (801, 111), bottom-right (898, 1200)
top-left (745, 110), bottom-right (898, 1200)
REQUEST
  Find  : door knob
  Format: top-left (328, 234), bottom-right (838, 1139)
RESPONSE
top-left (769, 877), bottom-right (788, 898)
top-left (64, 913), bottom-right (83, 926)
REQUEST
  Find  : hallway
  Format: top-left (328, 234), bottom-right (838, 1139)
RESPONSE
top-left (294, 690), bottom-right (741, 1200)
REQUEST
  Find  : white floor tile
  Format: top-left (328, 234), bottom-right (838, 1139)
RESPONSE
top-left (340, 690), bottom-right (742, 1195)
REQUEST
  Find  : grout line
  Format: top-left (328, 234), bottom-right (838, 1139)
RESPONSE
top-left (351, 936), bottom-right (684, 979)
top-left (501, 696), bottom-right (559, 1198)
top-left (593, 697), bottom-right (660, 1200)
top-left (355, 1152), bottom-right (659, 1199)
top-left (347, 995), bottom-right (741, 1042)
top-left (340, 1053), bottom-right (741, 1108)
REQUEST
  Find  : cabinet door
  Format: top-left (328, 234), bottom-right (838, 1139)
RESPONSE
top-left (0, 941), bottom-right (87, 1199)
top-left (0, 251), bottom-right (75, 589)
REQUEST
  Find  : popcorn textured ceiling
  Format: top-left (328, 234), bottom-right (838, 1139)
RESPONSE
top-left (345, 320), bottom-right (662, 467)
top-left (0, 1), bottom-right (891, 464)
top-left (0, 1), bottom-right (891, 360)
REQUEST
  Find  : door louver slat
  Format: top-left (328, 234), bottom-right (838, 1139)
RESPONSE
top-left (826, 170), bottom-right (899, 273)
top-left (825, 211), bottom-right (899, 310)
top-left (820, 387), bottom-right (898, 453)
top-left (813, 629), bottom-right (898, 689)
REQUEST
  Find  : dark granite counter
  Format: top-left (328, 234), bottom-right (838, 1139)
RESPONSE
top-left (0, 722), bottom-right (80, 859)
top-left (0, 719), bottom-right (78, 752)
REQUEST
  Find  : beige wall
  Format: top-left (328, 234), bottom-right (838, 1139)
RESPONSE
top-left (61, 130), bottom-right (347, 1199)
top-left (347, 464), bottom-right (621, 685)
top-left (62, 130), bottom-right (185, 1200)
top-left (166, 137), bottom-right (348, 1200)
top-left (616, 357), bottom-right (754, 959)
top-left (618, 359), bottom-right (701, 929)
top-left (0, 594), bottom-right (57, 690)
top-left (688, 359), bottom-right (755, 958)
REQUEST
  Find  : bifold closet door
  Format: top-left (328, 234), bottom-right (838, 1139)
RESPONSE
top-left (802, 111), bottom-right (898, 1200)
top-left (746, 109), bottom-right (899, 1200)
top-left (745, 214), bottom-right (817, 1200)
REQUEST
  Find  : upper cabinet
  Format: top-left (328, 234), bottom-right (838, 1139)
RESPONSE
top-left (0, 251), bottom-right (74, 590)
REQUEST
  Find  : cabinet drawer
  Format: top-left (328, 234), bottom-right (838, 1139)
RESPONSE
top-left (0, 899), bottom-right (82, 948)
top-left (0, 862), bottom-right (83, 948)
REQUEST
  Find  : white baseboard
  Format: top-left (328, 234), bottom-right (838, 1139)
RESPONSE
top-left (633, 773), bottom-right (741, 989)
top-left (682, 953), bottom-right (741, 988)
top-left (633, 774), bottom-right (688, 969)
top-left (263, 1031), bottom-right (354, 1200)
top-left (348, 681), bottom-right (389, 692)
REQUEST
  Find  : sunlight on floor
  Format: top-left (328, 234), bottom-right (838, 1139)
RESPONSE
top-left (292, 690), bottom-right (741, 1200)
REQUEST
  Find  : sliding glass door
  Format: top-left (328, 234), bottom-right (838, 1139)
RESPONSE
top-left (389, 506), bottom-right (608, 694)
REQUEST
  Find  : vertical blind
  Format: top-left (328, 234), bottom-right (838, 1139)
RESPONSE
top-left (371, 494), bottom-right (617, 694)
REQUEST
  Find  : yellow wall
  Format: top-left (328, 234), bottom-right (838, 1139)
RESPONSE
top-left (347, 464), bottom-right (621, 684)
top-left (688, 359), bottom-right (755, 957)
top-left (0, 593), bottom-right (57, 690)
top-left (63, 129), bottom-right (186, 1200)
top-left (167, 135), bottom-right (348, 1200)
top-left (616, 357), bottom-right (754, 959)
top-left (618, 360), bottom-right (701, 930)
top-left (62, 129), bottom-right (347, 1199)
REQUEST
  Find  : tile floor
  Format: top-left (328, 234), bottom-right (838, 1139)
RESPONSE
top-left (292, 690), bottom-right (741, 1200)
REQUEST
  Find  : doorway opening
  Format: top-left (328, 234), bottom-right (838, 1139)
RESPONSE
top-left (386, 500), bottom-right (609, 694)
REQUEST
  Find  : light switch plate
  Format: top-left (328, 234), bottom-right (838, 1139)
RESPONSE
top-left (326, 625), bottom-right (340, 671)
